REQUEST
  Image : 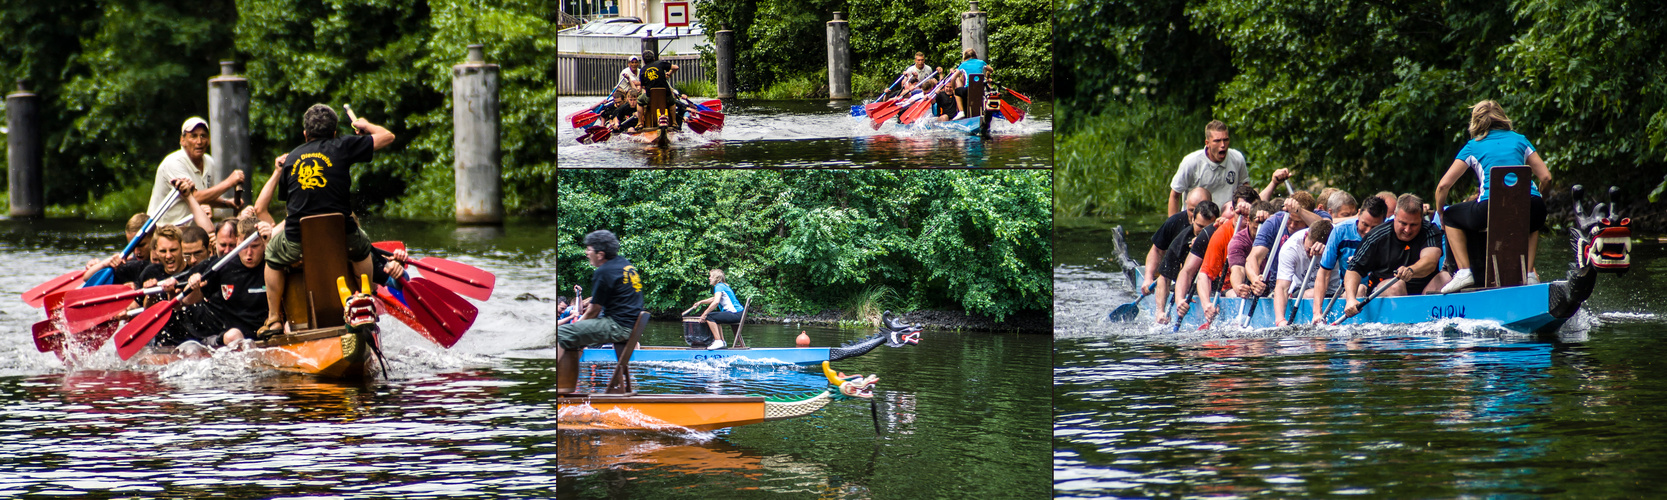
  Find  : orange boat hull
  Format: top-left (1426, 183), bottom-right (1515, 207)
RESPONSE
top-left (132, 326), bottom-right (371, 380)
top-left (558, 394), bottom-right (767, 432)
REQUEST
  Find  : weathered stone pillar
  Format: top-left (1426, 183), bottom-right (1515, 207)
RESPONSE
top-left (452, 44), bottom-right (503, 225)
top-left (7, 79), bottom-right (42, 218)
top-left (716, 30), bottom-right (735, 98)
top-left (961, 1), bottom-right (988, 64)
top-left (826, 12), bottom-right (851, 99)
top-left (208, 61), bottom-right (250, 216)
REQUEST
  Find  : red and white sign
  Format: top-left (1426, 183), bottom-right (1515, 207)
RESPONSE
top-left (664, 2), bottom-right (689, 27)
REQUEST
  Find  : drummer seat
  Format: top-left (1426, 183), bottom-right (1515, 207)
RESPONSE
top-left (603, 312), bottom-right (649, 395)
top-left (1480, 165), bottom-right (1532, 288)
top-left (556, 311), bottom-right (648, 396)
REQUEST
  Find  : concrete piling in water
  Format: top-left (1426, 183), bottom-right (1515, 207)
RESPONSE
top-left (642, 36), bottom-right (659, 64)
top-left (961, 1), bottom-right (988, 63)
top-left (6, 79), bottom-right (42, 218)
top-left (208, 61), bottom-right (250, 217)
top-left (826, 12), bottom-right (851, 100)
top-left (716, 30), bottom-right (735, 98)
top-left (452, 44), bottom-right (503, 225)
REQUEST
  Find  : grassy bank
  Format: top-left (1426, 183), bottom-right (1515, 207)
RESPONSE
top-left (1055, 97), bottom-right (1209, 218)
top-left (737, 69), bottom-right (904, 100)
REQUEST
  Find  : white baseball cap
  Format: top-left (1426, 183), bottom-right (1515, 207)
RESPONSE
top-left (628, 56), bottom-right (641, 62)
top-left (180, 116), bottom-right (208, 135)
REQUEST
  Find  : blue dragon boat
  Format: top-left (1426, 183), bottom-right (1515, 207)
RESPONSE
top-left (579, 313), bottom-right (922, 366)
top-left (1111, 184), bottom-right (1633, 335)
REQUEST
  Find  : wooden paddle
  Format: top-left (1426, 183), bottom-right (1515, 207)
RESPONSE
top-left (373, 248), bottom-right (495, 301)
top-left (1332, 277), bottom-right (1398, 326)
top-left (107, 232), bottom-right (264, 359)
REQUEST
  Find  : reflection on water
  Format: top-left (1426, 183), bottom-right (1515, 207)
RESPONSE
top-left (558, 322), bottom-right (1051, 498)
top-left (0, 217), bottom-right (557, 496)
top-left (1055, 222), bottom-right (1667, 497)
top-left (557, 97), bottom-right (1052, 168)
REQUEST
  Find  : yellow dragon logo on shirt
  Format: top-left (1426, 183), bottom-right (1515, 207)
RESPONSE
top-left (622, 265), bottom-right (642, 292)
top-left (294, 153), bottom-right (331, 190)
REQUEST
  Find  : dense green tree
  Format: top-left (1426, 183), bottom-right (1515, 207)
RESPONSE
top-left (0, 0), bottom-right (554, 217)
top-left (556, 170), bottom-right (1051, 322)
top-left (693, 0), bottom-right (1050, 97)
top-left (1057, 0), bottom-right (1667, 215)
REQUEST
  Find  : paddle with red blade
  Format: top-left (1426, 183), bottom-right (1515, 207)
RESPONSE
top-left (62, 285), bottom-right (160, 333)
top-left (685, 115), bottom-right (711, 134)
top-left (373, 247), bottom-right (496, 301)
top-left (394, 276), bottom-right (478, 348)
top-left (998, 99), bottom-right (1025, 124)
top-left (23, 271), bottom-right (83, 309)
top-left (700, 99), bottom-right (723, 112)
top-left (107, 232), bottom-right (264, 359)
top-left (32, 320), bottom-right (63, 353)
top-left (1008, 89), bottom-right (1031, 104)
top-left (576, 125), bottom-right (612, 144)
top-left (23, 189), bottom-right (182, 307)
top-left (565, 98), bottom-right (612, 128)
top-left (899, 71), bottom-right (961, 125)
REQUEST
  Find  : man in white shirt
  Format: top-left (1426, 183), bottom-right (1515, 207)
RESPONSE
top-left (1168, 120), bottom-right (1291, 216)
top-left (147, 117), bottom-right (243, 225)
top-left (1272, 219), bottom-right (1333, 326)
top-left (615, 56), bottom-right (642, 94)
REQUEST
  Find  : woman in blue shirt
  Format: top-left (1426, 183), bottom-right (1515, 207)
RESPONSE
top-left (1435, 100), bottom-right (1553, 293)
top-left (684, 269), bottom-right (745, 349)
top-left (953, 48), bottom-right (990, 118)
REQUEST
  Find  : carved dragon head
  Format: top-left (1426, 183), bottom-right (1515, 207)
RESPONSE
top-left (822, 361), bottom-right (878, 399)
top-left (881, 310), bottom-right (923, 347)
top-left (1570, 185), bottom-right (1631, 274)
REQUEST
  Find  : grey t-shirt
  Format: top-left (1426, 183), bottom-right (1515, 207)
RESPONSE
top-left (1171, 148), bottom-right (1249, 208)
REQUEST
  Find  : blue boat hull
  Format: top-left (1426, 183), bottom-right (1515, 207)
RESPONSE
top-left (579, 346), bottom-right (834, 365)
top-left (1150, 281), bottom-right (1573, 334)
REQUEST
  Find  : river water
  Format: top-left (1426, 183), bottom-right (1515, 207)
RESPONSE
top-left (557, 321), bottom-right (1051, 498)
top-left (556, 96), bottom-right (1053, 168)
top-left (1054, 218), bottom-right (1667, 497)
top-left (0, 217), bottom-right (558, 497)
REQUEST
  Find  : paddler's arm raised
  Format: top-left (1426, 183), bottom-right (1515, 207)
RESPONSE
top-left (1259, 168), bottom-right (1291, 202)
top-left (170, 178), bottom-right (216, 234)
top-left (350, 117), bottom-right (396, 151)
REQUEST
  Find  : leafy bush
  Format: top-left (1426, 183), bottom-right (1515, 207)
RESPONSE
top-left (556, 170), bottom-right (1052, 321)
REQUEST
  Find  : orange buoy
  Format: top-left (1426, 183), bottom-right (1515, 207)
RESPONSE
top-left (796, 331), bottom-right (810, 347)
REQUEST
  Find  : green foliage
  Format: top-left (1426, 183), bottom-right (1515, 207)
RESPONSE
top-left (556, 170), bottom-right (1051, 321)
top-left (1053, 0), bottom-right (1232, 131)
top-left (1058, 0), bottom-right (1667, 211)
top-left (0, 0), bottom-right (553, 219)
top-left (1055, 97), bottom-right (1206, 217)
top-left (694, 0), bottom-right (1050, 98)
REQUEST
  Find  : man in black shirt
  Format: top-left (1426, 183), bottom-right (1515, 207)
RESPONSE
top-left (636, 51), bottom-right (686, 128)
top-left (1142, 187), bottom-right (1213, 294)
top-left (182, 217), bottom-right (273, 346)
top-left (556, 230), bottom-right (644, 392)
top-left (1153, 199), bottom-right (1220, 325)
top-left (1343, 194), bottom-right (1450, 316)
top-left (260, 104), bottom-right (395, 337)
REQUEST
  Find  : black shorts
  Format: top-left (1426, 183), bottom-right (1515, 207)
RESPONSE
top-left (154, 302), bottom-right (227, 347)
top-left (1443, 197), bottom-right (1547, 233)
top-left (706, 311), bottom-right (743, 324)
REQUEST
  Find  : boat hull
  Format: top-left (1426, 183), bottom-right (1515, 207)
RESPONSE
top-left (630, 128), bottom-right (674, 148)
top-left (1156, 281), bottom-right (1575, 334)
top-left (132, 326), bottom-right (372, 379)
top-left (558, 394), bottom-right (768, 431)
top-left (578, 345), bottom-right (834, 365)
